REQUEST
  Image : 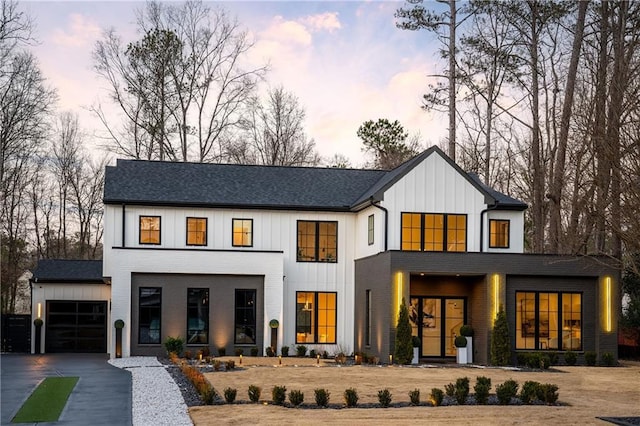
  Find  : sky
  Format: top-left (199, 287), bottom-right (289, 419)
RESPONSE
top-left (23, 1), bottom-right (447, 166)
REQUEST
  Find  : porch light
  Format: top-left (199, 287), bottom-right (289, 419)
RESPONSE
top-left (604, 276), bottom-right (612, 332)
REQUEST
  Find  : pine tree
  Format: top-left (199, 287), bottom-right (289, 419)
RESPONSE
top-left (394, 298), bottom-right (413, 364)
top-left (490, 306), bottom-right (511, 366)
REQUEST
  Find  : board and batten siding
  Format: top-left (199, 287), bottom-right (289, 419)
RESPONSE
top-left (484, 210), bottom-right (525, 253)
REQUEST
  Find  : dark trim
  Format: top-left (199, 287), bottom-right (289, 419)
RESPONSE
top-left (186, 217), bottom-right (208, 247)
top-left (295, 291), bottom-right (338, 344)
top-left (105, 200), bottom-right (354, 212)
top-left (234, 289), bottom-right (257, 346)
top-left (138, 287), bottom-right (162, 345)
top-left (121, 204), bottom-right (126, 248)
top-left (479, 204), bottom-right (497, 252)
top-left (296, 220), bottom-right (338, 263)
top-left (29, 279), bottom-right (106, 285)
top-left (111, 246), bottom-right (283, 254)
top-left (139, 215), bottom-right (161, 245)
top-left (367, 214), bottom-right (375, 246)
top-left (489, 219), bottom-right (511, 249)
top-left (371, 200), bottom-right (388, 251)
top-left (232, 218), bottom-right (253, 247)
top-left (186, 287), bottom-right (209, 345)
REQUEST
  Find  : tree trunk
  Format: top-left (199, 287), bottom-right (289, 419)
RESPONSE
top-left (448, 0), bottom-right (457, 161)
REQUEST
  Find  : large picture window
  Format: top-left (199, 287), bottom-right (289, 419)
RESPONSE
top-left (139, 287), bottom-right (161, 344)
top-left (187, 288), bottom-right (209, 344)
top-left (489, 219), bottom-right (510, 248)
top-left (139, 216), bottom-right (161, 245)
top-left (232, 219), bottom-right (253, 247)
top-left (186, 217), bottom-right (207, 246)
top-left (297, 221), bottom-right (338, 262)
top-left (235, 290), bottom-right (256, 344)
top-left (516, 291), bottom-right (582, 351)
top-left (401, 213), bottom-right (466, 252)
top-left (296, 291), bottom-right (337, 344)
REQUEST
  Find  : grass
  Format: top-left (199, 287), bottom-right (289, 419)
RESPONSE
top-left (12, 377), bottom-right (79, 423)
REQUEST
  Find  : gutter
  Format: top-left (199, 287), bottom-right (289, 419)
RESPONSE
top-left (479, 203), bottom-right (498, 253)
top-left (369, 198), bottom-right (389, 252)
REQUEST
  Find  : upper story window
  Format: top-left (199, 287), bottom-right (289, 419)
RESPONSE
top-left (489, 219), bottom-right (510, 248)
top-left (297, 220), bottom-right (337, 262)
top-left (139, 216), bottom-right (161, 245)
top-left (401, 212), bottom-right (466, 252)
top-left (186, 217), bottom-right (207, 246)
top-left (232, 219), bottom-right (253, 247)
top-left (367, 214), bottom-right (374, 246)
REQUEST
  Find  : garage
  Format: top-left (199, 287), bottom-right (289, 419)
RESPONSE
top-left (46, 300), bottom-right (107, 353)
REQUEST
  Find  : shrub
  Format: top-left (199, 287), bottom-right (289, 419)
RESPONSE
top-left (520, 381), bottom-right (540, 404)
top-left (164, 336), bottom-right (184, 356)
top-left (314, 388), bottom-right (330, 407)
top-left (412, 336), bottom-right (421, 348)
top-left (584, 351), bottom-right (596, 366)
top-left (296, 345), bottom-right (307, 357)
top-left (179, 362), bottom-right (216, 404)
top-left (310, 349), bottom-right (317, 358)
top-left (547, 351), bottom-right (559, 365)
top-left (265, 346), bottom-right (275, 357)
top-left (496, 379), bottom-right (518, 405)
top-left (394, 298), bottom-right (414, 364)
top-left (536, 383), bottom-right (559, 404)
top-left (377, 388), bottom-right (392, 407)
top-left (288, 389), bottom-right (304, 407)
top-left (453, 377), bottom-right (470, 405)
top-left (226, 360), bottom-right (235, 370)
top-left (202, 387), bottom-right (217, 405)
top-left (213, 360), bottom-right (222, 371)
top-left (491, 306), bottom-right (511, 366)
top-left (474, 376), bottom-right (491, 405)
top-left (235, 348), bottom-right (244, 356)
top-left (344, 388), bottom-right (359, 407)
top-left (444, 382), bottom-right (455, 397)
top-left (460, 324), bottom-right (474, 337)
top-left (200, 346), bottom-right (210, 357)
top-left (281, 346), bottom-right (289, 357)
top-left (564, 350), bottom-right (577, 366)
top-left (408, 388), bottom-right (420, 406)
top-left (454, 335), bottom-right (468, 348)
top-left (217, 347), bottom-right (226, 357)
top-left (184, 350), bottom-right (193, 360)
top-left (250, 347), bottom-right (259, 357)
top-left (430, 388), bottom-right (444, 407)
top-left (248, 385), bottom-right (261, 403)
top-left (272, 385), bottom-right (287, 405)
top-left (601, 352), bottom-right (615, 366)
top-left (223, 387), bottom-right (237, 404)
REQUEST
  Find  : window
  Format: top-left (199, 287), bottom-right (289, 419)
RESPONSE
top-left (489, 219), bottom-right (510, 248)
top-left (139, 216), bottom-right (160, 245)
top-left (516, 291), bottom-right (582, 351)
top-left (297, 221), bottom-right (338, 262)
top-left (367, 215), bottom-right (375, 245)
top-left (235, 290), bottom-right (256, 344)
top-left (232, 219), bottom-right (253, 247)
top-left (296, 292), bottom-right (337, 344)
top-left (401, 213), bottom-right (466, 252)
top-left (187, 288), bottom-right (209, 344)
top-left (186, 217), bottom-right (207, 246)
top-left (139, 287), bottom-right (161, 344)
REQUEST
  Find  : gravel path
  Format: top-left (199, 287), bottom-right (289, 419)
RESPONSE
top-left (109, 357), bottom-right (193, 426)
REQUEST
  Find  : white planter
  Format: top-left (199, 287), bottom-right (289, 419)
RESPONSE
top-left (466, 337), bottom-right (473, 364)
top-left (456, 347), bottom-right (468, 364)
top-left (412, 347), bottom-right (420, 365)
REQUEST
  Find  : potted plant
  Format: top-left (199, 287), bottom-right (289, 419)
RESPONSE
top-left (460, 325), bottom-right (474, 364)
top-left (411, 336), bottom-right (420, 364)
top-left (454, 335), bottom-right (468, 364)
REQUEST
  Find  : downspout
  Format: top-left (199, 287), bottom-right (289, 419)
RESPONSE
top-left (370, 198), bottom-right (389, 252)
top-left (479, 203), bottom-right (498, 253)
top-left (121, 204), bottom-right (126, 248)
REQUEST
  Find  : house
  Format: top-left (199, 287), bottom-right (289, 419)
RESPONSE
top-left (32, 146), bottom-right (619, 364)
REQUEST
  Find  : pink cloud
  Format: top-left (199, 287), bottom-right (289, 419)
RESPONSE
top-left (51, 13), bottom-right (101, 48)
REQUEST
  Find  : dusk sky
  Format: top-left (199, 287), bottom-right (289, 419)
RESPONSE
top-left (24, 1), bottom-right (447, 166)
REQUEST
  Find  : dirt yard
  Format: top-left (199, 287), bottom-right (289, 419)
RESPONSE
top-left (189, 357), bottom-right (640, 425)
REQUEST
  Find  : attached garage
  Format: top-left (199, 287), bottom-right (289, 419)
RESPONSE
top-left (31, 260), bottom-right (110, 354)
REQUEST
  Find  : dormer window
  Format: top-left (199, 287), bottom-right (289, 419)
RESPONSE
top-left (401, 212), bottom-right (466, 252)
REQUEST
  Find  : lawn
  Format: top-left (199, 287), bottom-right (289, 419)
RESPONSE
top-left (189, 358), bottom-right (640, 425)
top-left (12, 376), bottom-right (79, 423)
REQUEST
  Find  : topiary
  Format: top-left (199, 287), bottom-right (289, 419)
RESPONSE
top-left (454, 335), bottom-right (468, 348)
top-left (394, 298), bottom-right (413, 364)
top-left (460, 324), bottom-right (474, 337)
top-left (491, 306), bottom-right (511, 366)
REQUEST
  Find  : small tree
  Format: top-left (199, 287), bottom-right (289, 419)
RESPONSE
top-left (394, 298), bottom-right (413, 364)
top-left (491, 306), bottom-right (511, 366)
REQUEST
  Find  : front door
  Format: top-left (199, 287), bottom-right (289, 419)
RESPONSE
top-left (410, 297), bottom-right (466, 357)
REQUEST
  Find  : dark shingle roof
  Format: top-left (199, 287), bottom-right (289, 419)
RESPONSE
top-left (31, 259), bottom-right (104, 283)
top-left (104, 147), bottom-right (527, 211)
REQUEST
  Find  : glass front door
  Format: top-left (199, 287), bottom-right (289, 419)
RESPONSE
top-left (410, 297), bottom-right (466, 357)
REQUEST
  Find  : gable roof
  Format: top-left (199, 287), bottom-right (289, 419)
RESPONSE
top-left (31, 259), bottom-right (104, 283)
top-left (104, 146), bottom-right (526, 212)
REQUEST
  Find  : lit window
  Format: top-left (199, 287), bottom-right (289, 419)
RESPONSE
top-left (367, 215), bottom-right (375, 245)
top-left (232, 219), bottom-right (253, 247)
top-left (186, 217), bottom-right (207, 246)
top-left (296, 291), bottom-right (336, 344)
top-left (489, 219), bottom-right (510, 248)
top-left (297, 221), bottom-right (337, 262)
top-left (140, 216), bottom-right (160, 245)
top-left (401, 213), bottom-right (466, 252)
top-left (139, 287), bottom-right (161, 344)
top-left (235, 290), bottom-right (256, 344)
top-left (187, 288), bottom-right (208, 344)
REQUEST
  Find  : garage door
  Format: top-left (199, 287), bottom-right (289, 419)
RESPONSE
top-left (45, 301), bottom-right (107, 353)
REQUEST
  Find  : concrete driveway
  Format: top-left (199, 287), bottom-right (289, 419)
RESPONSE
top-left (1, 354), bottom-right (131, 426)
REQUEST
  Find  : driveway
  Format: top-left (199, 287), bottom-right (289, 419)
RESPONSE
top-left (1, 354), bottom-right (131, 426)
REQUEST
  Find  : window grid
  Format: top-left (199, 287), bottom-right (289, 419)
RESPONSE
top-left (401, 213), bottom-right (422, 251)
top-left (296, 291), bottom-right (337, 344)
top-left (186, 217), bottom-right (207, 246)
top-left (234, 289), bottom-right (256, 345)
top-left (401, 212), bottom-right (466, 252)
top-left (139, 216), bottom-right (161, 245)
top-left (232, 219), bottom-right (253, 247)
top-left (297, 221), bottom-right (338, 262)
top-left (489, 219), bottom-right (510, 248)
top-left (139, 287), bottom-right (161, 344)
top-left (186, 288), bottom-right (209, 344)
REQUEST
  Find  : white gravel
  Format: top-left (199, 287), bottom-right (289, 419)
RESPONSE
top-left (109, 357), bottom-right (193, 426)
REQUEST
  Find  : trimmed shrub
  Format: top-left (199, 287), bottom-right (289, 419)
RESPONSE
top-left (601, 352), bottom-right (615, 366)
top-left (496, 379), bottom-right (518, 405)
top-left (223, 387), bottom-right (237, 404)
top-left (234, 348), bottom-right (244, 356)
top-left (474, 376), bottom-right (491, 405)
top-left (547, 351), bottom-right (559, 365)
top-left (430, 388), bottom-right (444, 407)
top-left (584, 351), bottom-right (596, 366)
top-left (164, 336), bottom-right (184, 356)
top-left (250, 347), bottom-right (259, 357)
top-left (564, 351), bottom-right (577, 366)
top-left (408, 388), bottom-right (420, 406)
top-left (344, 388), bottom-right (359, 407)
top-left (377, 388), bottom-right (392, 407)
top-left (310, 349), bottom-right (317, 358)
top-left (213, 360), bottom-right (222, 371)
top-left (265, 346), bottom-right (275, 357)
top-left (272, 385), bottom-right (287, 405)
top-left (454, 335), bottom-right (468, 348)
top-left (460, 324), bottom-right (474, 337)
top-left (202, 387), bottom-right (217, 405)
top-left (520, 381), bottom-right (540, 404)
top-left (248, 385), bottom-right (261, 403)
top-left (288, 390), bottom-right (304, 407)
top-left (281, 346), bottom-right (289, 357)
top-left (314, 388), bottom-right (330, 407)
top-left (453, 377), bottom-right (470, 405)
top-left (296, 345), bottom-right (307, 357)
top-left (491, 306), bottom-right (511, 366)
top-left (394, 298), bottom-right (413, 364)
top-left (537, 383), bottom-right (559, 404)
top-left (412, 336), bottom-right (421, 348)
